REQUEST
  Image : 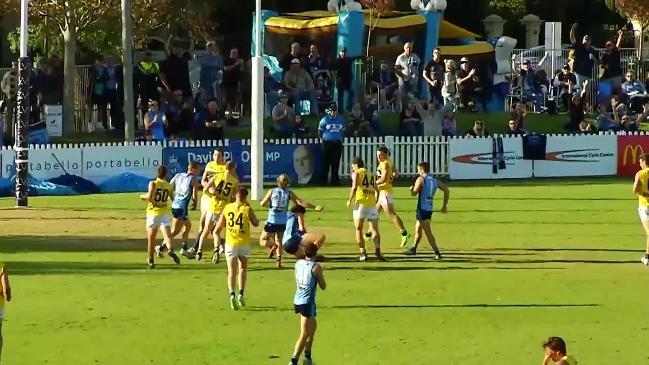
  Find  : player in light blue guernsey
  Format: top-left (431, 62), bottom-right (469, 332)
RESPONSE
top-left (260, 174), bottom-right (322, 268)
top-left (156, 162), bottom-right (201, 258)
top-left (282, 209), bottom-right (326, 259)
top-left (405, 162), bottom-right (449, 258)
top-left (289, 243), bottom-right (326, 365)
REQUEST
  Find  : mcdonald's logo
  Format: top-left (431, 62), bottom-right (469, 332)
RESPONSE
top-left (623, 144), bottom-right (644, 166)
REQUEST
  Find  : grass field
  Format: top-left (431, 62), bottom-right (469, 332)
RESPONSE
top-left (0, 178), bottom-right (647, 364)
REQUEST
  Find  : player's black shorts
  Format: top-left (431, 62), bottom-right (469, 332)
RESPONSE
top-left (172, 207), bottom-right (189, 220)
top-left (264, 222), bottom-right (286, 233)
top-left (416, 209), bottom-right (433, 221)
top-left (283, 235), bottom-right (303, 255)
top-left (294, 303), bottom-right (316, 317)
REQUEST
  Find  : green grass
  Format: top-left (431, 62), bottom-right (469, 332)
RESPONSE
top-left (0, 179), bottom-right (647, 364)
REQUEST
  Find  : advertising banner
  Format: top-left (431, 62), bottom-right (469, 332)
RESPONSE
top-left (617, 135), bottom-right (649, 177)
top-left (82, 145), bottom-right (164, 183)
top-left (534, 134), bottom-right (617, 177)
top-left (449, 137), bottom-right (532, 180)
top-left (162, 143), bottom-right (323, 184)
top-left (1, 148), bottom-right (83, 180)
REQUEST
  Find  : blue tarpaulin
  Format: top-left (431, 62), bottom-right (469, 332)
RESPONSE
top-left (0, 174), bottom-right (79, 197)
top-left (98, 172), bottom-right (150, 193)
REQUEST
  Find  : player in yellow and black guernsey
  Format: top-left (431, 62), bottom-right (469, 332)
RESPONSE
top-left (140, 166), bottom-right (180, 268)
top-left (632, 153), bottom-right (649, 266)
top-left (192, 148), bottom-right (227, 254)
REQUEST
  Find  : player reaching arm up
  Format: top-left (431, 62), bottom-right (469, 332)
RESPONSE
top-left (632, 153), bottom-right (649, 266)
top-left (405, 162), bottom-right (448, 258)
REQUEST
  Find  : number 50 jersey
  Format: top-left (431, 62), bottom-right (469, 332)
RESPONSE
top-left (146, 178), bottom-right (174, 216)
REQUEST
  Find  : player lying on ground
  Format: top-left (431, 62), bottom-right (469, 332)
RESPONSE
top-left (347, 156), bottom-right (384, 262)
top-left (405, 162), bottom-right (449, 258)
top-left (140, 165), bottom-right (180, 268)
top-left (214, 187), bottom-right (259, 310)
top-left (289, 242), bottom-right (326, 365)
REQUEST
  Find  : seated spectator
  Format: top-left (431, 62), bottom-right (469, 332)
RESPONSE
top-left (518, 55), bottom-right (548, 111)
top-left (347, 102), bottom-right (373, 137)
top-left (594, 103), bottom-right (620, 132)
top-left (143, 100), bottom-right (168, 141)
top-left (361, 95), bottom-right (384, 136)
top-left (511, 102), bottom-right (527, 129)
top-left (371, 60), bottom-right (399, 111)
top-left (457, 57), bottom-right (479, 111)
top-left (283, 58), bottom-right (318, 115)
top-left (442, 108), bottom-right (458, 136)
top-left (271, 93), bottom-right (297, 138)
top-left (577, 119), bottom-right (598, 134)
top-left (621, 71), bottom-right (649, 113)
top-left (162, 89), bottom-right (191, 139)
top-left (264, 67), bottom-right (282, 109)
top-left (566, 88), bottom-right (586, 132)
top-left (307, 44), bottom-right (325, 75)
top-left (466, 119), bottom-right (490, 137)
top-left (192, 98), bottom-right (225, 140)
top-left (398, 99), bottom-right (423, 137)
top-left (280, 42), bottom-right (307, 73)
top-left (414, 99), bottom-right (445, 137)
top-left (506, 119), bottom-right (526, 135)
top-left (553, 64), bottom-right (577, 110)
top-left (294, 114), bottom-right (309, 138)
top-left (613, 99), bottom-right (646, 133)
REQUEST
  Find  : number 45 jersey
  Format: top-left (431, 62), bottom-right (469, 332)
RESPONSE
top-left (211, 173), bottom-right (240, 214)
top-left (221, 202), bottom-right (252, 247)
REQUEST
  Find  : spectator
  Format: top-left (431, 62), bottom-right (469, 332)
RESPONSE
top-left (394, 42), bottom-right (421, 107)
top-left (294, 114), bottom-right (309, 138)
top-left (347, 102), bottom-right (372, 137)
top-left (264, 67), bottom-right (283, 109)
top-left (162, 90), bottom-right (185, 137)
top-left (240, 57), bottom-right (252, 116)
top-left (199, 41), bottom-right (224, 103)
top-left (371, 60), bottom-right (399, 111)
top-left (466, 119), bottom-right (490, 137)
top-left (422, 47), bottom-right (444, 105)
top-left (318, 102), bottom-right (345, 185)
top-left (283, 58), bottom-right (318, 116)
top-left (333, 48), bottom-right (354, 112)
top-left (89, 57), bottom-right (109, 130)
top-left (103, 55), bottom-right (124, 134)
top-left (441, 59), bottom-right (458, 108)
top-left (442, 108), bottom-right (458, 136)
top-left (192, 98), bottom-right (226, 140)
top-left (280, 42), bottom-right (307, 73)
top-left (222, 47), bottom-right (244, 113)
top-left (160, 36), bottom-right (193, 98)
top-left (566, 84), bottom-right (587, 132)
top-left (553, 64), bottom-right (577, 110)
top-left (361, 95), bottom-right (383, 136)
top-left (621, 71), bottom-right (649, 113)
top-left (143, 100), bottom-right (167, 141)
top-left (511, 102), bottom-right (527, 129)
top-left (613, 99), bottom-right (646, 133)
top-left (271, 92), bottom-right (296, 138)
top-left (457, 57), bottom-right (479, 111)
top-left (577, 119), bottom-right (598, 134)
top-left (31, 59), bottom-right (48, 104)
top-left (307, 44), bottom-right (325, 75)
top-left (569, 24), bottom-right (599, 95)
top-left (414, 99), bottom-right (445, 137)
top-left (399, 98), bottom-right (423, 136)
top-left (506, 119), bottom-right (526, 135)
top-left (46, 53), bottom-right (64, 104)
top-left (601, 30), bottom-right (624, 91)
top-left (594, 103), bottom-right (620, 131)
top-left (135, 51), bottom-right (161, 109)
top-left (1, 62), bottom-right (17, 135)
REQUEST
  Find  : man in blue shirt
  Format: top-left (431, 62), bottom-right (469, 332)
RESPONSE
top-left (318, 102), bottom-right (345, 185)
top-left (622, 71), bottom-right (649, 113)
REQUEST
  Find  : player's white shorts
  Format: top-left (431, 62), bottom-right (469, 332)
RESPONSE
top-left (225, 245), bottom-right (251, 259)
top-left (377, 191), bottom-right (394, 206)
top-left (206, 211), bottom-right (221, 224)
top-left (200, 194), bottom-right (214, 214)
top-left (353, 205), bottom-right (378, 221)
top-left (638, 206), bottom-right (649, 221)
top-left (146, 214), bottom-right (171, 229)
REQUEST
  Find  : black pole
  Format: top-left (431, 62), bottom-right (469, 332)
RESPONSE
top-left (15, 56), bottom-right (31, 207)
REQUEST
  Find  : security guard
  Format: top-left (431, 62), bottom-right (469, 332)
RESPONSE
top-left (318, 102), bottom-right (345, 185)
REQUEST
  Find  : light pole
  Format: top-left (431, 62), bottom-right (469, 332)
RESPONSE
top-left (250, 0), bottom-right (264, 200)
top-left (14, 0), bottom-right (30, 207)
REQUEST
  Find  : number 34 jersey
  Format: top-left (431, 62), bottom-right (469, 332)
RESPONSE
top-left (222, 202), bottom-right (252, 247)
top-left (211, 173), bottom-right (240, 214)
top-left (146, 178), bottom-right (174, 216)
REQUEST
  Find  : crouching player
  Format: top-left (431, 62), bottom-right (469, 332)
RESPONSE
top-left (289, 243), bottom-right (326, 365)
top-left (214, 187), bottom-right (259, 310)
top-left (405, 162), bottom-right (448, 258)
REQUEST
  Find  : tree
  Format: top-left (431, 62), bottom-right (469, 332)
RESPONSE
top-left (359, 0), bottom-right (396, 57)
top-left (615, 0), bottom-right (649, 60)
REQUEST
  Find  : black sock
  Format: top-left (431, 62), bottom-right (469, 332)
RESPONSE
top-left (645, 253), bottom-right (649, 260)
top-left (305, 351), bottom-right (311, 360)
top-left (401, 230), bottom-right (408, 237)
top-left (238, 289), bottom-right (244, 296)
top-left (364, 232), bottom-right (372, 238)
top-left (229, 292), bottom-right (235, 297)
top-left (290, 356), bottom-right (298, 365)
top-left (193, 231), bottom-right (202, 250)
top-left (181, 242), bottom-right (188, 250)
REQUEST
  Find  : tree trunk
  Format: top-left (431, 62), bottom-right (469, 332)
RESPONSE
top-left (62, 28), bottom-right (77, 136)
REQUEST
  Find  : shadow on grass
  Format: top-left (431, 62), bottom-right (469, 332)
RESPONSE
top-left (0, 236), bottom-right (144, 253)
top-left (8, 260), bottom-right (218, 275)
top-left (246, 303), bottom-right (600, 312)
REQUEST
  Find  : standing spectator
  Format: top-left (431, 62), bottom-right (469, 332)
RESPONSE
top-left (143, 100), bottom-right (167, 141)
top-left (506, 119), bottom-right (526, 135)
top-left (192, 98), bottom-right (226, 140)
top-left (566, 90), bottom-right (586, 132)
top-left (414, 99), bottom-right (445, 137)
top-left (271, 93), bottom-right (296, 138)
top-left (199, 41), bottom-right (224, 103)
top-left (160, 36), bottom-right (193, 98)
top-left (569, 24), bottom-right (599, 95)
top-left (394, 42), bottom-right (421, 107)
top-left (222, 47), bottom-right (244, 113)
top-left (333, 48), bottom-right (354, 112)
top-left (465, 119), bottom-right (490, 137)
top-left (135, 51), bottom-right (161, 109)
top-left (283, 58), bottom-right (318, 116)
top-left (601, 30), bottom-right (624, 91)
top-left (422, 47), bottom-right (444, 105)
top-left (89, 57), bottom-right (109, 130)
top-left (46, 53), bottom-right (64, 104)
top-left (441, 59), bottom-right (458, 108)
top-left (457, 57), bottom-right (479, 111)
top-left (371, 60), bottom-right (399, 111)
top-left (621, 71), bottom-right (649, 112)
top-left (240, 57), bottom-right (252, 117)
top-left (1, 62), bottom-right (17, 136)
top-left (103, 56), bottom-right (124, 134)
top-left (31, 59), bottom-right (48, 104)
top-left (318, 102), bottom-right (345, 185)
top-left (280, 42), bottom-right (307, 73)
top-left (264, 67), bottom-right (283, 110)
top-left (553, 64), bottom-right (577, 110)
top-left (307, 44), bottom-right (325, 75)
top-left (399, 99), bottom-right (423, 136)
top-left (442, 108), bottom-right (458, 136)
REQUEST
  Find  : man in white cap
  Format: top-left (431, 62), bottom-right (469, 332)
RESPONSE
top-left (456, 57), bottom-right (478, 110)
top-left (394, 42), bottom-right (421, 108)
top-left (283, 58), bottom-right (318, 116)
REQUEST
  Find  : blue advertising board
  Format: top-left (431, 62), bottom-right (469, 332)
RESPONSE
top-left (162, 142), bottom-right (323, 184)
